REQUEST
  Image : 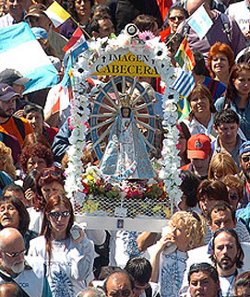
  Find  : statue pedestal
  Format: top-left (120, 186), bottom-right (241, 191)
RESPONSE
top-left (75, 214), bottom-right (169, 232)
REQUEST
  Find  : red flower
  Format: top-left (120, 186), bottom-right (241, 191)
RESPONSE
top-left (81, 181), bottom-right (89, 194)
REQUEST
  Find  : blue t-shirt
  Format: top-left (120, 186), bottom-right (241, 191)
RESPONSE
top-left (0, 171), bottom-right (13, 196)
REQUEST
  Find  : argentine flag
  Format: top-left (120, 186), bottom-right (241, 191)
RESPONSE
top-left (0, 22), bottom-right (58, 94)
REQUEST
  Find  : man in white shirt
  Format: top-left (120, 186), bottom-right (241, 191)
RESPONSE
top-left (181, 229), bottom-right (250, 295)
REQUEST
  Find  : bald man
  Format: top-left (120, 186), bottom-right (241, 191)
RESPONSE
top-left (0, 283), bottom-right (23, 297)
top-left (0, 228), bottom-right (51, 297)
top-left (178, 0), bottom-right (246, 59)
top-left (104, 270), bottom-right (135, 297)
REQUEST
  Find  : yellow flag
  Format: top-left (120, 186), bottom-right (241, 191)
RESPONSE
top-left (45, 1), bottom-right (71, 28)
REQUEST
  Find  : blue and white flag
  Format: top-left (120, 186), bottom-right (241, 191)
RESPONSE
top-left (172, 69), bottom-right (195, 98)
top-left (0, 22), bottom-right (58, 94)
top-left (187, 4), bottom-right (213, 40)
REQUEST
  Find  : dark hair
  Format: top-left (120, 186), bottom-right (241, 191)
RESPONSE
top-left (197, 179), bottom-right (229, 203)
top-left (90, 4), bottom-right (111, 19)
top-left (224, 63), bottom-right (250, 107)
top-left (188, 262), bottom-right (220, 284)
top-left (208, 201), bottom-right (236, 224)
top-left (67, 0), bottom-right (94, 21)
top-left (237, 51), bottom-right (250, 64)
top-left (165, 4), bottom-right (188, 25)
top-left (211, 228), bottom-right (244, 269)
top-left (214, 109), bottom-right (240, 127)
top-left (19, 143), bottom-right (53, 173)
top-left (193, 50), bottom-right (210, 76)
top-left (104, 270), bottom-right (135, 293)
top-left (0, 196), bottom-right (29, 235)
top-left (133, 14), bottom-right (158, 32)
top-left (179, 171), bottom-right (201, 207)
top-left (41, 194), bottom-right (74, 264)
top-left (88, 15), bottom-right (112, 35)
top-left (23, 103), bottom-right (44, 119)
top-left (121, 107), bottom-right (131, 118)
top-left (234, 271), bottom-right (250, 292)
top-left (124, 257), bottom-right (152, 284)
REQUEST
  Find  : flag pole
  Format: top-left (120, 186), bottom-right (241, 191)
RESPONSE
top-left (70, 17), bottom-right (92, 40)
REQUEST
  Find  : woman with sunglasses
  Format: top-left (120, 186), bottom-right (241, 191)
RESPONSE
top-left (28, 194), bottom-right (95, 297)
top-left (0, 196), bottom-right (38, 253)
top-left (149, 211), bottom-right (206, 297)
top-left (165, 5), bottom-right (188, 34)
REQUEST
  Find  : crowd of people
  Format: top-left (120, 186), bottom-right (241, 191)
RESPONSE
top-left (0, 0), bottom-right (250, 296)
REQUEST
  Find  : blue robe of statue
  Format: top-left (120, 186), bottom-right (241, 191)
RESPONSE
top-left (99, 109), bottom-right (155, 180)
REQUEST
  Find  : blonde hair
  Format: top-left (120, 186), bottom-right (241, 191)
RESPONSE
top-left (0, 142), bottom-right (16, 180)
top-left (208, 153), bottom-right (238, 180)
top-left (169, 211), bottom-right (206, 250)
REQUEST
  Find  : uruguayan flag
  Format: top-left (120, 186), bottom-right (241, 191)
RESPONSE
top-left (172, 69), bottom-right (195, 98)
top-left (0, 22), bottom-right (58, 94)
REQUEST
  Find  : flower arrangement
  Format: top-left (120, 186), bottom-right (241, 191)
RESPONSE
top-left (80, 165), bottom-right (171, 218)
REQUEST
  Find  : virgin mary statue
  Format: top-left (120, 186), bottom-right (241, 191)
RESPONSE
top-left (99, 100), bottom-right (156, 181)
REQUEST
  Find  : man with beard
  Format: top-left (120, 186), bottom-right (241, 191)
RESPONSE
top-left (0, 83), bottom-right (33, 148)
top-left (0, 228), bottom-right (51, 297)
top-left (210, 228), bottom-right (245, 297)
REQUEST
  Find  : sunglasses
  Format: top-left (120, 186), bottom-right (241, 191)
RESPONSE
top-left (189, 211), bottom-right (201, 222)
top-left (48, 211), bottom-right (71, 219)
top-left (40, 168), bottom-right (63, 180)
top-left (2, 249), bottom-right (26, 258)
top-left (242, 155), bottom-right (250, 163)
top-left (169, 16), bottom-right (184, 21)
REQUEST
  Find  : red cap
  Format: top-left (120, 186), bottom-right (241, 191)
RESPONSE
top-left (187, 134), bottom-right (211, 159)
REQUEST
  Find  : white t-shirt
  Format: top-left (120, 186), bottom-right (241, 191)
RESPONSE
top-left (226, 1), bottom-right (250, 35)
top-left (28, 235), bottom-right (95, 297)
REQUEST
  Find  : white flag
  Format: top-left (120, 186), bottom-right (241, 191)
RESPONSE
top-left (187, 4), bottom-right (213, 40)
